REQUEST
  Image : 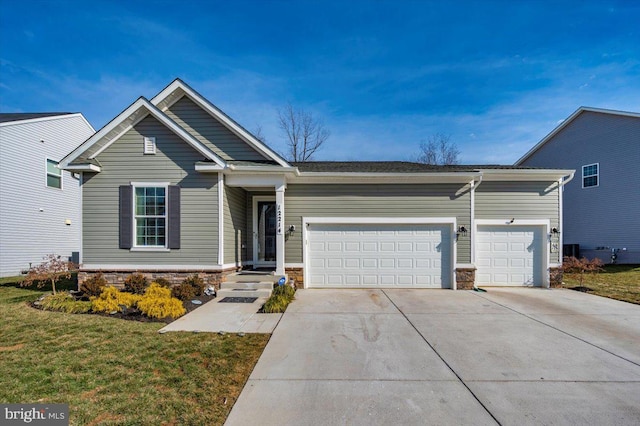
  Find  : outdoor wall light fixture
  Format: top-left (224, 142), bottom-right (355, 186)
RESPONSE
top-left (457, 226), bottom-right (468, 237)
top-left (288, 225), bottom-right (296, 236)
top-left (551, 227), bottom-right (560, 235)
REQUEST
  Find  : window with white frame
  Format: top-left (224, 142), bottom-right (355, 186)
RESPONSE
top-left (46, 159), bottom-right (62, 189)
top-left (582, 163), bottom-right (599, 188)
top-left (134, 186), bottom-right (166, 246)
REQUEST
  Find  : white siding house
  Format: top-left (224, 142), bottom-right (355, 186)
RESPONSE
top-left (0, 113), bottom-right (95, 277)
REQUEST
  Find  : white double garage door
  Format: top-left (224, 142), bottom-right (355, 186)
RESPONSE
top-left (306, 221), bottom-right (545, 288)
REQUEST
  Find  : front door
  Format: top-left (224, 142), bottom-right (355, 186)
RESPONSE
top-left (253, 197), bottom-right (277, 266)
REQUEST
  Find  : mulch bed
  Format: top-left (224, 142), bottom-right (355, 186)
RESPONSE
top-left (30, 292), bottom-right (217, 324)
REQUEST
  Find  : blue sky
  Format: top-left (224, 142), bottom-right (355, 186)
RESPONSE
top-left (1, 0), bottom-right (639, 164)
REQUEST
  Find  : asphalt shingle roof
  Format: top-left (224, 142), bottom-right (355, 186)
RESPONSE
top-left (291, 161), bottom-right (544, 173)
top-left (0, 112), bottom-right (73, 123)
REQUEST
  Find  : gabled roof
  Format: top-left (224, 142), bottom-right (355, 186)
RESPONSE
top-left (0, 112), bottom-right (73, 123)
top-left (515, 106), bottom-right (640, 166)
top-left (151, 78), bottom-right (291, 167)
top-left (60, 96), bottom-right (226, 171)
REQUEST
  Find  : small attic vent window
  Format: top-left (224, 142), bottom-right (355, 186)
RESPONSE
top-left (143, 137), bottom-right (156, 155)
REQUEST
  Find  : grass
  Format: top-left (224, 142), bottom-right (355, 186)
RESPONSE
top-left (0, 278), bottom-right (269, 425)
top-left (562, 264), bottom-right (640, 305)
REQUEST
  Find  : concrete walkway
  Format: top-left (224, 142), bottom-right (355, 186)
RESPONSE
top-left (159, 297), bottom-right (282, 333)
top-left (225, 288), bottom-right (640, 426)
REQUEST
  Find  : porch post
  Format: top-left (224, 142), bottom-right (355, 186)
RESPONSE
top-left (275, 183), bottom-right (286, 276)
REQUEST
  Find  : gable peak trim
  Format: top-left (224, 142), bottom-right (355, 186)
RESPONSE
top-left (60, 96), bottom-right (226, 169)
top-left (150, 78), bottom-right (291, 168)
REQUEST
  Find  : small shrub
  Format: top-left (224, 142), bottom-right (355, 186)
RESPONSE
top-left (272, 284), bottom-right (295, 299)
top-left (80, 272), bottom-right (108, 296)
top-left (563, 256), bottom-right (604, 286)
top-left (183, 274), bottom-right (205, 295)
top-left (124, 273), bottom-right (149, 294)
top-left (138, 283), bottom-right (186, 319)
top-left (91, 286), bottom-right (142, 313)
top-left (171, 282), bottom-right (198, 301)
top-left (39, 292), bottom-right (92, 314)
top-left (262, 294), bottom-right (291, 313)
top-left (153, 277), bottom-right (172, 288)
top-left (21, 254), bottom-right (75, 294)
top-left (171, 274), bottom-right (205, 301)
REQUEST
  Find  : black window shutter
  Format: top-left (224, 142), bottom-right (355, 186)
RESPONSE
top-left (168, 185), bottom-right (181, 249)
top-left (119, 185), bottom-right (132, 249)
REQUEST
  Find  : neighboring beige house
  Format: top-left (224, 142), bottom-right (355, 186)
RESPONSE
top-left (516, 107), bottom-right (640, 264)
top-left (61, 79), bottom-right (573, 289)
top-left (0, 113), bottom-right (95, 277)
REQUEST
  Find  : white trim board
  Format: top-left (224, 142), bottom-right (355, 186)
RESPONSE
top-left (60, 97), bottom-right (226, 169)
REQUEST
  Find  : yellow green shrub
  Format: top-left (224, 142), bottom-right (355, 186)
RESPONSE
top-left (91, 286), bottom-right (141, 313)
top-left (144, 282), bottom-right (172, 299)
top-left (137, 292), bottom-right (186, 319)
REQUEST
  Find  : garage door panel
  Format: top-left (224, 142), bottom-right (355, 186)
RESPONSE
top-left (476, 225), bottom-right (543, 287)
top-left (308, 223), bottom-right (451, 288)
top-left (397, 258), bottom-right (413, 269)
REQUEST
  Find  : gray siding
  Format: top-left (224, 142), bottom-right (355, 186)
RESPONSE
top-left (223, 185), bottom-right (248, 265)
top-left (0, 115), bottom-right (94, 277)
top-left (83, 115), bottom-right (219, 265)
top-left (165, 96), bottom-right (268, 161)
top-left (519, 111), bottom-right (640, 260)
top-left (475, 181), bottom-right (560, 263)
top-left (283, 183), bottom-right (472, 264)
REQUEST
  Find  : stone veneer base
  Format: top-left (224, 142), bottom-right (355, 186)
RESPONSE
top-left (549, 266), bottom-right (563, 288)
top-left (78, 268), bottom-right (238, 291)
top-left (455, 268), bottom-right (476, 290)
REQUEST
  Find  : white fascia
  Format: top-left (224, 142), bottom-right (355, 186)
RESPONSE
top-left (0, 113), bottom-right (94, 129)
top-left (292, 172), bottom-right (480, 184)
top-left (63, 164), bottom-right (102, 172)
top-left (225, 173), bottom-right (288, 188)
top-left (150, 79), bottom-right (291, 168)
top-left (479, 169), bottom-right (575, 181)
top-left (60, 97), bottom-right (226, 169)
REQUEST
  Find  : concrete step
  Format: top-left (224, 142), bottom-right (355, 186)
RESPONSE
top-left (225, 272), bottom-right (276, 284)
top-left (220, 281), bottom-right (273, 290)
top-left (217, 288), bottom-right (272, 299)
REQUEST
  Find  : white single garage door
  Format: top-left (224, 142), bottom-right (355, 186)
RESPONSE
top-left (307, 223), bottom-right (452, 288)
top-left (476, 225), bottom-right (544, 286)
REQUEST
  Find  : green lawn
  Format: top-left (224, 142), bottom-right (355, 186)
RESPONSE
top-left (0, 279), bottom-right (269, 425)
top-left (562, 264), bottom-right (640, 305)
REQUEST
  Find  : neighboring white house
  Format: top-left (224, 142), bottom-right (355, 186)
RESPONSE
top-left (0, 113), bottom-right (95, 277)
top-left (516, 107), bottom-right (640, 264)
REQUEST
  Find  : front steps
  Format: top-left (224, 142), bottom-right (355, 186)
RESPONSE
top-left (217, 272), bottom-right (278, 299)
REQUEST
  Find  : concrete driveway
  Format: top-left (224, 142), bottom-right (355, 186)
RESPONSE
top-left (225, 288), bottom-right (640, 425)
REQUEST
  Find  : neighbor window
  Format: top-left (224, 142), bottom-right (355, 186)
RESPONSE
top-left (134, 186), bottom-right (166, 246)
top-left (582, 163), bottom-right (599, 188)
top-left (46, 159), bottom-right (62, 189)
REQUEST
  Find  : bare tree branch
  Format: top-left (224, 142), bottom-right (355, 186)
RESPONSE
top-left (253, 125), bottom-right (267, 144)
top-left (417, 133), bottom-right (460, 165)
top-left (278, 103), bottom-right (330, 161)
